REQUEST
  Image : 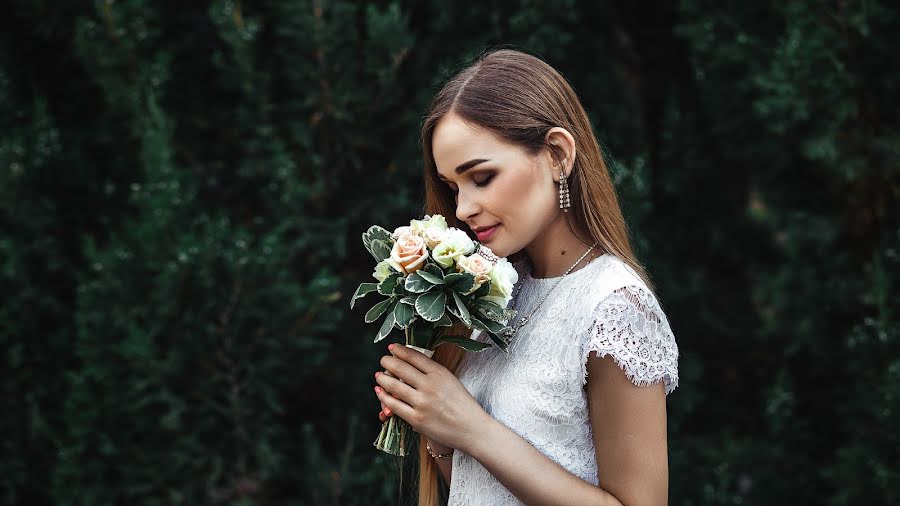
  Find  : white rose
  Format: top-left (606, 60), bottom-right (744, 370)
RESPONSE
top-left (372, 260), bottom-right (394, 282)
top-left (484, 258), bottom-right (518, 308)
top-left (456, 253), bottom-right (493, 293)
top-left (392, 225), bottom-right (415, 240)
top-left (410, 214), bottom-right (448, 236)
top-left (431, 228), bottom-right (475, 268)
top-left (422, 226), bottom-right (450, 249)
top-left (387, 234), bottom-right (429, 274)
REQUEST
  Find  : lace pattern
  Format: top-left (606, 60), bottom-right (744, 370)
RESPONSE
top-left (582, 285), bottom-right (679, 395)
top-left (447, 254), bottom-right (679, 505)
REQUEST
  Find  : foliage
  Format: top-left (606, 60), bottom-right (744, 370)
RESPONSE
top-left (0, 0), bottom-right (897, 504)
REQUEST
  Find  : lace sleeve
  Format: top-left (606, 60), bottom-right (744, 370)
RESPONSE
top-left (581, 285), bottom-right (679, 395)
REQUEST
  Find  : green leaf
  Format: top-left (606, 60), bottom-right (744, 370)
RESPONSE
top-left (445, 272), bottom-right (475, 293)
top-left (400, 295), bottom-right (417, 305)
top-left (473, 299), bottom-right (506, 322)
top-left (369, 239), bottom-right (392, 263)
top-left (393, 302), bottom-right (416, 329)
top-left (374, 308), bottom-right (397, 343)
top-left (472, 314), bottom-right (505, 334)
top-left (415, 291), bottom-right (446, 322)
top-left (436, 335), bottom-right (492, 352)
top-left (471, 316), bottom-right (509, 351)
top-left (404, 272), bottom-right (434, 293)
top-left (417, 269), bottom-right (445, 285)
top-left (350, 282), bottom-right (378, 310)
top-left (377, 273), bottom-right (401, 295)
top-left (472, 279), bottom-right (492, 298)
top-left (435, 313), bottom-right (453, 327)
top-left (423, 263), bottom-right (445, 279)
top-left (365, 297), bottom-right (395, 323)
top-left (448, 291), bottom-right (471, 326)
top-left (484, 330), bottom-right (510, 353)
top-left (392, 281), bottom-right (410, 296)
top-left (363, 225), bottom-right (392, 251)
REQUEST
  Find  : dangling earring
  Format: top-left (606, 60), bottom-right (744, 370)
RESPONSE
top-left (558, 168), bottom-right (571, 213)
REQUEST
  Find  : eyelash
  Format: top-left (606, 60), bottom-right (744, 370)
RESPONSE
top-left (474, 175), bottom-right (494, 188)
top-left (447, 174), bottom-right (494, 194)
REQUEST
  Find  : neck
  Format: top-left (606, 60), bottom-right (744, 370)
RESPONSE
top-left (524, 215), bottom-right (600, 278)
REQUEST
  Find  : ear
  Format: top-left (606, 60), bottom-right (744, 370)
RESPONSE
top-left (544, 127), bottom-right (577, 182)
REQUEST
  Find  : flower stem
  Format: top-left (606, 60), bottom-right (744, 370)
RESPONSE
top-left (373, 413), bottom-right (410, 456)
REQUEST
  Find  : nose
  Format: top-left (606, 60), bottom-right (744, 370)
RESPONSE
top-left (455, 190), bottom-right (481, 224)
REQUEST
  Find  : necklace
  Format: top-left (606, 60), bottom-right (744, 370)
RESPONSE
top-left (501, 241), bottom-right (600, 342)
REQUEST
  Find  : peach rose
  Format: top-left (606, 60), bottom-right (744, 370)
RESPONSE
top-left (392, 225), bottom-right (415, 241)
top-left (387, 235), bottom-right (429, 274)
top-left (457, 253), bottom-right (492, 293)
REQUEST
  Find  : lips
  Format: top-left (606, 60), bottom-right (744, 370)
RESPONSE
top-left (475, 225), bottom-right (499, 242)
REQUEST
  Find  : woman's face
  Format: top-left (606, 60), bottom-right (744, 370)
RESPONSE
top-left (432, 113), bottom-right (560, 258)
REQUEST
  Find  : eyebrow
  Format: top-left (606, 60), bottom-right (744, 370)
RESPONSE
top-left (437, 159), bottom-right (490, 180)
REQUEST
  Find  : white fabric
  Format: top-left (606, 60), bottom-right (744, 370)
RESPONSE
top-left (447, 253), bottom-right (679, 505)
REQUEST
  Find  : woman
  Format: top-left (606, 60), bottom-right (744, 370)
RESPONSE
top-left (373, 48), bottom-right (679, 506)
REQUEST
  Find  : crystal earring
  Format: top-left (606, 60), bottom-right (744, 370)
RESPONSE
top-left (558, 168), bottom-right (571, 212)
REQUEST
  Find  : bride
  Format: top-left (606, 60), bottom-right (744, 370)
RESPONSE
top-left (373, 48), bottom-right (679, 506)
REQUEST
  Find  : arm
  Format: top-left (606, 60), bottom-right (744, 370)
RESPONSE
top-left (462, 411), bottom-right (626, 506)
top-left (460, 357), bottom-right (668, 506)
top-left (585, 353), bottom-right (669, 505)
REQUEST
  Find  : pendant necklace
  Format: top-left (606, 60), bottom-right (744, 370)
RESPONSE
top-left (502, 241), bottom-right (600, 342)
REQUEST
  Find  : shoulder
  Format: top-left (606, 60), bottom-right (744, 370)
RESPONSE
top-left (590, 253), bottom-right (649, 295)
top-left (581, 255), bottom-right (680, 395)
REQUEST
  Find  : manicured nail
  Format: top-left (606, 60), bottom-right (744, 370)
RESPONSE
top-left (388, 344), bottom-right (395, 351)
top-left (374, 386), bottom-right (382, 393)
top-left (375, 371), bottom-right (380, 378)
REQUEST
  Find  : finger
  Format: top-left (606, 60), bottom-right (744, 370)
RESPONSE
top-left (375, 371), bottom-right (421, 406)
top-left (389, 343), bottom-right (439, 374)
top-left (375, 381), bottom-right (396, 411)
top-left (379, 410), bottom-right (386, 422)
top-left (375, 385), bottom-right (415, 423)
top-left (379, 355), bottom-right (426, 389)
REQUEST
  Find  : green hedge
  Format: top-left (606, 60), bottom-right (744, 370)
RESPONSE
top-left (1, 1), bottom-right (897, 504)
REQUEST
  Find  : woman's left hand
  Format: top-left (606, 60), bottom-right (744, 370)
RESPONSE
top-left (375, 344), bottom-right (489, 452)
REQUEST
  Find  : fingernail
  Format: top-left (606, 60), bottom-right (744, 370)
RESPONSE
top-left (388, 344), bottom-right (395, 351)
top-left (374, 386), bottom-right (382, 393)
top-left (375, 371), bottom-right (380, 378)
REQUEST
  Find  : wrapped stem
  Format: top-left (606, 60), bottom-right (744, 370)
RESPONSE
top-left (373, 411), bottom-right (410, 456)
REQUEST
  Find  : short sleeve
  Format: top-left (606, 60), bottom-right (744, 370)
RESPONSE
top-left (581, 284), bottom-right (679, 395)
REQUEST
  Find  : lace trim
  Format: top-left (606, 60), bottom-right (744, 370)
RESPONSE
top-left (582, 284), bottom-right (679, 395)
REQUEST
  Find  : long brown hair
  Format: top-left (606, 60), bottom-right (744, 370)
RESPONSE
top-left (415, 48), bottom-right (654, 505)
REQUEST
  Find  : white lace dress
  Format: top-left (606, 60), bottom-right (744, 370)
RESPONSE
top-left (447, 253), bottom-right (679, 505)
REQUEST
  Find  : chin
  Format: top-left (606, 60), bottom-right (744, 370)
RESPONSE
top-left (483, 242), bottom-right (510, 259)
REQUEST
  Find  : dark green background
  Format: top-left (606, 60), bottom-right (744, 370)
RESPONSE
top-left (2, 1), bottom-right (897, 504)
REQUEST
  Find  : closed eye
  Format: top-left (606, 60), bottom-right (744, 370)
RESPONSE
top-left (474, 174), bottom-right (494, 188)
top-left (442, 173), bottom-right (494, 196)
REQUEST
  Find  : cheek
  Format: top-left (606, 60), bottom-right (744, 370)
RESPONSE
top-left (493, 168), bottom-right (553, 218)
top-left (490, 176), bottom-right (522, 212)
top-left (486, 171), bottom-right (559, 233)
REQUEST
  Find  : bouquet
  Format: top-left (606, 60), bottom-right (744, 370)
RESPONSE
top-left (350, 214), bottom-right (519, 456)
